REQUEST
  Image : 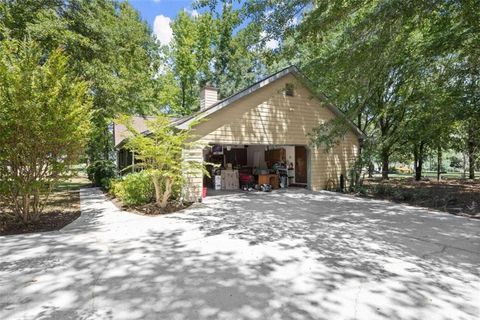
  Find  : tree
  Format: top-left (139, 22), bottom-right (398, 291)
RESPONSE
top-left (170, 11), bottom-right (199, 115)
top-left (161, 4), bottom-right (263, 115)
top-left (196, 12), bottom-right (215, 86)
top-left (239, 0), bottom-right (480, 181)
top-left (450, 156), bottom-right (463, 170)
top-left (162, 10), bottom-right (217, 115)
top-left (1, 0), bottom-right (162, 162)
top-left (0, 38), bottom-right (91, 223)
top-left (298, 2), bottom-right (419, 180)
top-left (117, 115), bottom-right (208, 208)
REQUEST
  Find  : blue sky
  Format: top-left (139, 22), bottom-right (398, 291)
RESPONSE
top-left (128, 0), bottom-right (196, 26)
top-left (127, 0), bottom-right (198, 45)
top-left (127, 0), bottom-right (279, 49)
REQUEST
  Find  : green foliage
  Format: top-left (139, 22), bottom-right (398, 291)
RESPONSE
top-left (238, 0), bottom-right (480, 180)
top-left (86, 160), bottom-right (116, 188)
top-left (373, 184), bottom-right (394, 197)
top-left (309, 117), bottom-right (349, 152)
top-left (161, 4), bottom-right (260, 115)
top-left (346, 139), bottom-right (377, 189)
top-left (110, 172), bottom-right (153, 206)
top-left (117, 115), bottom-right (209, 208)
top-left (0, 37), bottom-right (91, 223)
top-left (350, 184), bottom-right (368, 196)
top-left (1, 0), bottom-right (162, 162)
top-left (449, 156), bottom-right (463, 170)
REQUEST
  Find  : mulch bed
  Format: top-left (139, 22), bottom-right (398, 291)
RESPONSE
top-left (106, 192), bottom-right (192, 216)
top-left (0, 190), bottom-right (81, 236)
top-left (132, 202), bottom-right (193, 215)
top-left (353, 178), bottom-right (480, 218)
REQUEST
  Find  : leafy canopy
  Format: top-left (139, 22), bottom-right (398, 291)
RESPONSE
top-left (117, 115), bottom-right (209, 207)
top-left (0, 37), bottom-right (91, 222)
top-left (1, 0), bottom-right (162, 161)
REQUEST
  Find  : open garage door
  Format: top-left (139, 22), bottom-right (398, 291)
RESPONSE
top-left (203, 144), bottom-right (309, 192)
top-left (295, 146), bottom-right (307, 184)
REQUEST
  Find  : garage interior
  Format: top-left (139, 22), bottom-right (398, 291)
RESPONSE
top-left (203, 144), bottom-right (308, 192)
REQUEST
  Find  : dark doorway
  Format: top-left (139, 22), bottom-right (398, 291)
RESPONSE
top-left (295, 146), bottom-right (307, 184)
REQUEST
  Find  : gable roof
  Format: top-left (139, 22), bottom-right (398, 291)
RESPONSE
top-left (114, 116), bottom-right (154, 148)
top-left (173, 65), bottom-right (366, 139)
top-left (114, 66), bottom-right (366, 150)
top-left (114, 116), bottom-right (181, 148)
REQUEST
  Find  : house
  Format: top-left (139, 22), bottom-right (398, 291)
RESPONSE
top-left (113, 115), bottom-right (157, 171)
top-left (114, 66), bottom-right (365, 199)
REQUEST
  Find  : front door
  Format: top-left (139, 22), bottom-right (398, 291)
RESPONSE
top-left (295, 146), bottom-right (307, 184)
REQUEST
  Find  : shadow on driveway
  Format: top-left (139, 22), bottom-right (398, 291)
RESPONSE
top-left (0, 188), bottom-right (478, 319)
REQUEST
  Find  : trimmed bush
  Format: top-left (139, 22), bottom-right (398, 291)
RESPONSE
top-left (86, 160), bottom-right (116, 188)
top-left (111, 171), bottom-right (153, 206)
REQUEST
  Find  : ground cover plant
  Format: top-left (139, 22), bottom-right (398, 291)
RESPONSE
top-left (352, 178), bottom-right (480, 218)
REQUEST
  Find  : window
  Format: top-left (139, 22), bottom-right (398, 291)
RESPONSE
top-left (285, 83), bottom-right (294, 97)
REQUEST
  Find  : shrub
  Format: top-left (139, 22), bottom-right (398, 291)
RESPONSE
top-left (0, 38), bottom-right (91, 223)
top-left (86, 160), bottom-right (116, 188)
top-left (111, 171), bottom-right (153, 206)
top-left (117, 115), bottom-right (209, 208)
top-left (374, 183), bottom-right (393, 196)
top-left (350, 184), bottom-right (368, 195)
top-left (392, 189), bottom-right (414, 201)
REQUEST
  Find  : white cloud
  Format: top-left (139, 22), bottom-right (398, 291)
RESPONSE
top-left (153, 15), bottom-right (173, 45)
top-left (288, 16), bottom-right (299, 27)
top-left (183, 8), bottom-right (199, 18)
top-left (260, 31), bottom-right (279, 50)
top-left (266, 38), bottom-right (279, 50)
top-left (190, 9), bottom-right (199, 18)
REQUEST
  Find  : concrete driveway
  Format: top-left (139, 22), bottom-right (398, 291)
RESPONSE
top-left (0, 188), bottom-right (479, 320)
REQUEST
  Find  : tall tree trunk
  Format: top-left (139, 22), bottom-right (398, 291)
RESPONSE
top-left (32, 191), bottom-right (40, 222)
top-left (368, 162), bottom-right (374, 178)
top-left (468, 135), bottom-right (475, 179)
top-left (381, 150), bottom-right (389, 180)
top-left (351, 139), bottom-right (364, 187)
top-left (104, 125), bottom-right (110, 160)
top-left (437, 146), bottom-right (442, 182)
top-left (181, 85), bottom-right (186, 112)
top-left (379, 117), bottom-right (390, 180)
top-left (413, 145), bottom-right (418, 180)
top-left (416, 154), bottom-right (424, 181)
top-left (414, 142), bottom-right (424, 181)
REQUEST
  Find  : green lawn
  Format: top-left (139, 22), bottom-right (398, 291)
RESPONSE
top-left (54, 171), bottom-right (91, 192)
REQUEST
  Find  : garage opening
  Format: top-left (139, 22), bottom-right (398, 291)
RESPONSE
top-left (203, 144), bottom-right (308, 193)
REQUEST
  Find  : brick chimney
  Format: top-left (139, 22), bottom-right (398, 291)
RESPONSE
top-left (200, 85), bottom-right (218, 110)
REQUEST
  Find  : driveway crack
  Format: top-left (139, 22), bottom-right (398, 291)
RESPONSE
top-left (353, 281), bottom-right (364, 320)
top-left (421, 244), bottom-right (447, 259)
